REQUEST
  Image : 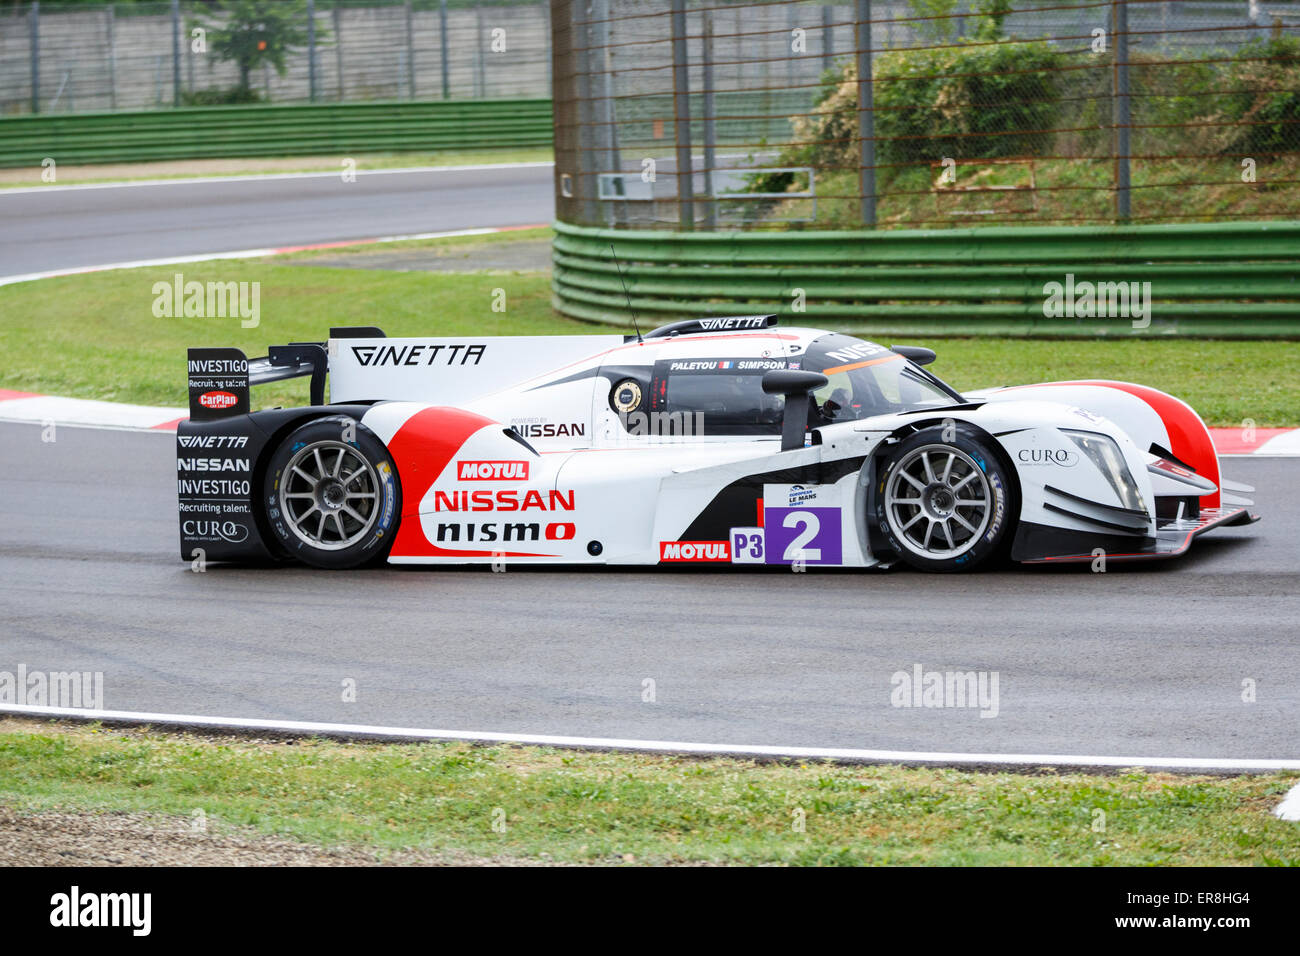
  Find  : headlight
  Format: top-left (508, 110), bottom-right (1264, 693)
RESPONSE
top-left (1063, 430), bottom-right (1147, 514)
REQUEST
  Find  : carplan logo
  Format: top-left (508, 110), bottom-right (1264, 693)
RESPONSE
top-left (50, 886), bottom-right (151, 937)
top-left (457, 460), bottom-right (530, 480)
top-left (198, 390), bottom-right (238, 410)
top-left (659, 540), bottom-right (731, 562)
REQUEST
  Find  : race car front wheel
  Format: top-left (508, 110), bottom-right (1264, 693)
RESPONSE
top-left (263, 417), bottom-right (401, 569)
top-left (873, 425), bottom-right (1015, 572)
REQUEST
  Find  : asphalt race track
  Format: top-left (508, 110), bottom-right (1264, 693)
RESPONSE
top-left (2, 420), bottom-right (1296, 761)
top-left (0, 164), bottom-right (555, 279)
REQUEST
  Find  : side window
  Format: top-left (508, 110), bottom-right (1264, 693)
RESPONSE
top-left (650, 359), bottom-right (785, 436)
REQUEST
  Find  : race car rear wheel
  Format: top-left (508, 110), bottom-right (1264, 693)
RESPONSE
top-left (263, 417), bottom-right (401, 569)
top-left (873, 426), bottom-right (1015, 572)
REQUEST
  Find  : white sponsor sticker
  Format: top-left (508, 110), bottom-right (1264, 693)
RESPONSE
top-left (729, 526), bottom-right (766, 564)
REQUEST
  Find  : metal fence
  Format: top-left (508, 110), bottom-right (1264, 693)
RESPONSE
top-left (552, 0), bottom-right (1300, 229)
top-left (0, 0), bottom-right (552, 115)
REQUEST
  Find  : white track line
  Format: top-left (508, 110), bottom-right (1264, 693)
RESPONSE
top-left (0, 225), bottom-right (539, 287)
top-left (0, 162), bottom-right (555, 196)
top-left (0, 395), bottom-right (183, 429)
top-left (3, 704), bottom-right (1298, 772)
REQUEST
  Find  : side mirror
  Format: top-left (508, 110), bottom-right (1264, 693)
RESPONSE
top-left (762, 369), bottom-right (829, 451)
top-left (889, 345), bottom-right (936, 366)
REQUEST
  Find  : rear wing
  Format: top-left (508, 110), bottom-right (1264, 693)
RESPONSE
top-left (186, 343), bottom-right (327, 420)
top-left (187, 324), bottom-right (626, 417)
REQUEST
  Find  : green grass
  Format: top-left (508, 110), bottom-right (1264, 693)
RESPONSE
top-left (1, 722), bottom-right (1296, 866)
top-left (273, 224), bottom-right (552, 261)
top-left (774, 158), bottom-right (1299, 229)
top-left (925, 337), bottom-right (1299, 428)
top-left (1, 226), bottom-right (1294, 424)
top-left (0, 147), bottom-right (554, 188)
top-left (0, 229), bottom-right (612, 411)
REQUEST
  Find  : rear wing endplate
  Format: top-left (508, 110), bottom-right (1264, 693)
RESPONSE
top-left (187, 343), bottom-right (327, 420)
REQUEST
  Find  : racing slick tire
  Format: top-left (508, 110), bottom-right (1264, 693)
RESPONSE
top-left (873, 424), bottom-right (1016, 573)
top-left (262, 417), bottom-right (402, 569)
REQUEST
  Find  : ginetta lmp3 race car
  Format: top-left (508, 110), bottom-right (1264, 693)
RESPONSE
top-left (177, 315), bottom-right (1257, 572)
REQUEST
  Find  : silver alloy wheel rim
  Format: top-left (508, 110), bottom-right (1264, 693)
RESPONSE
top-left (279, 440), bottom-right (380, 552)
top-left (884, 443), bottom-right (993, 560)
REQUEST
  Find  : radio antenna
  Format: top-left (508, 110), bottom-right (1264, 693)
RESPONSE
top-left (609, 243), bottom-right (643, 344)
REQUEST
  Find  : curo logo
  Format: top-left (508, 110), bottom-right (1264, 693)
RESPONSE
top-left (659, 540), bottom-right (732, 562)
top-left (457, 460), bottom-right (530, 481)
top-left (183, 519), bottom-right (249, 543)
top-left (1017, 448), bottom-right (1078, 466)
top-left (198, 390), bottom-right (239, 410)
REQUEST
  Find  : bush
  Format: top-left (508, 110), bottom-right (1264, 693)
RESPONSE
top-left (874, 40), bottom-right (1063, 164)
top-left (181, 87), bottom-right (266, 107)
top-left (1221, 35), bottom-right (1300, 156)
top-left (750, 38), bottom-right (1063, 197)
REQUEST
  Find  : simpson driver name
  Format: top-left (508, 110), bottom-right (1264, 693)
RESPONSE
top-left (1042, 273), bottom-right (1152, 329)
top-left (0, 665), bottom-right (103, 709)
top-left (154, 273), bottom-right (260, 329)
top-left (890, 663), bottom-right (999, 718)
top-left (50, 887), bottom-right (151, 937)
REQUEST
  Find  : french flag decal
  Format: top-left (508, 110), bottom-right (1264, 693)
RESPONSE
top-left (718, 361), bottom-right (733, 369)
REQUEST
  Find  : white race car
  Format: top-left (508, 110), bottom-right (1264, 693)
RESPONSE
top-left (177, 315), bottom-right (1256, 571)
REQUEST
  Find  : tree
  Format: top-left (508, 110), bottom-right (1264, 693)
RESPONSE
top-left (973, 0), bottom-right (1015, 42)
top-left (906, 0), bottom-right (961, 41)
top-left (191, 0), bottom-right (315, 97)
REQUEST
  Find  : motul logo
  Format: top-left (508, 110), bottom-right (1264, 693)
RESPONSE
top-left (659, 541), bottom-right (731, 562)
top-left (198, 391), bottom-right (238, 410)
top-left (457, 460), bottom-right (530, 481)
